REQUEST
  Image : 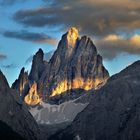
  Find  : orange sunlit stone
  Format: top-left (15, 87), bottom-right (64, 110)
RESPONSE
top-left (24, 82), bottom-right (41, 106)
top-left (51, 78), bottom-right (106, 97)
top-left (67, 27), bottom-right (79, 47)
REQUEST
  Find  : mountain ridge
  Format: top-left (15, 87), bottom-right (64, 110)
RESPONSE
top-left (12, 27), bottom-right (109, 105)
top-left (49, 60), bottom-right (140, 140)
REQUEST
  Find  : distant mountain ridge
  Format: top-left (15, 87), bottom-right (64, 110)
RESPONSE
top-left (49, 60), bottom-right (140, 140)
top-left (12, 27), bottom-right (109, 105)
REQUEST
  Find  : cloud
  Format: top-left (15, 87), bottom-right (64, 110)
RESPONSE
top-left (0, 54), bottom-right (7, 61)
top-left (25, 50), bottom-right (55, 64)
top-left (13, 0), bottom-right (140, 36)
top-left (2, 64), bottom-right (17, 69)
top-left (95, 34), bottom-right (140, 60)
top-left (2, 30), bottom-right (57, 45)
top-left (11, 0), bottom-right (140, 59)
top-left (0, 0), bottom-right (27, 6)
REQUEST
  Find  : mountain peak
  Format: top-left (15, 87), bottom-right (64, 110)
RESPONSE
top-left (35, 48), bottom-right (44, 59)
top-left (37, 48), bottom-right (43, 54)
top-left (67, 27), bottom-right (79, 47)
top-left (13, 28), bottom-right (109, 105)
top-left (0, 70), bottom-right (9, 90)
top-left (29, 48), bottom-right (45, 82)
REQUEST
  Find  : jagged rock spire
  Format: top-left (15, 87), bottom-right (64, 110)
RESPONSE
top-left (0, 70), bottom-right (9, 91)
top-left (12, 27), bottom-right (109, 105)
top-left (29, 48), bottom-right (45, 82)
top-left (12, 67), bottom-right (28, 95)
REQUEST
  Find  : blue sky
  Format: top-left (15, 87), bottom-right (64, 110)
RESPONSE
top-left (0, 0), bottom-right (140, 86)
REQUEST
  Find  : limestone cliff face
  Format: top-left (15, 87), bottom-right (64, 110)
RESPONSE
top-left (13, 27), bottom-right (109, 105)
top-left (12, 67), bottom-right (28, 95)
top-left (29, 48), bottom-right (46, 83)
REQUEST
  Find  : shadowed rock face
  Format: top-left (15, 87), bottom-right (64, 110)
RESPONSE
top-left (0, 70), bottom-right (41, 140)
top-left (0, 120), bottom-right (25, 140)
top-left (29, 48), bottom-right (46, 83)
top-left (49, 61), bottom-right (140, 140)
top-left (12, 27), bottom-right (109, 105)
top-left (12, 67), bottom-right (29, 96)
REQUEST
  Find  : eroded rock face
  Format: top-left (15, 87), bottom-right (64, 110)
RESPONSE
top-left (29, 48), bottom-right (46, 83)
top-left (12, 67), bottom-right (28, 95)
top-left (24, 82), bottom-right (41, 106)
top-left (0, 70), bottom-right (41, 140)
top-left (13, 27), bottom-right (109, 105)
top-left (43, 27), bottom-right (109, 97)
top-left (50, 61), bottom-right (140, 140)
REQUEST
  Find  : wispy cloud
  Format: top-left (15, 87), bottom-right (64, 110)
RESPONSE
top-left (95, 34), bottom-right (140, 60)
top-left (25, 50), bottom-right (54, 63)
top-left (0, 54), bottom-right (7, 61)
top-left (2, 64), bottom-right (17, 69)
top-left (2, 30), bottom-right (57, 45)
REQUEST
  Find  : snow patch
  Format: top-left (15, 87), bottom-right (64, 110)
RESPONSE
top-left (29, 100), bottom-right (88, 124)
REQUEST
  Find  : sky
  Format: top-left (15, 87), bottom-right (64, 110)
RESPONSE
top-left (0, 0), bottom-right (140, 86)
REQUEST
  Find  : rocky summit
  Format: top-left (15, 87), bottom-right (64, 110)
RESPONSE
top-left (49, 61), bottom-right (140, 140)
top-left (12, 27), bottom-right (109, 105)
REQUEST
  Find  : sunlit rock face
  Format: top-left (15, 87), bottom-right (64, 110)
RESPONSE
top-left (13, 27), bottom-right (109, 105)
top-left (24, 82), bottom-right (41, 106)
top-left (51, 78), bottom-right (104, 97)
top-left (67, 27), bottom-right (79, 47)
